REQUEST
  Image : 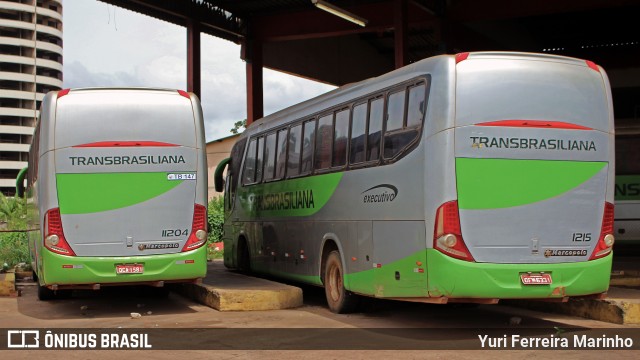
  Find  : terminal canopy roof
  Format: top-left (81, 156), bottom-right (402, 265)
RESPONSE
top-left (98, 0), bottom-right (639, 86)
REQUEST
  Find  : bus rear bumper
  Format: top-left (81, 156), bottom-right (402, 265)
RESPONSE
top-left (426, 249), bottom-right (612, 300)
top-left (40, 246), bottom-right (207, 287)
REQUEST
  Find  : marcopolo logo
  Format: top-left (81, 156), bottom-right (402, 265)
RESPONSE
top-left (544, 249), bottom-right (588, 257)
top-left (362, 184), bottom-right (398, 204)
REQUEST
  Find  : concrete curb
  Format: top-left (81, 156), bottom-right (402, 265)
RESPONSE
top-left (174, 282), bottom-right (303, 311)
top-left (172, 261), bottom-right (303, 311)
top-left (506, 287), bottom-right (640, 324)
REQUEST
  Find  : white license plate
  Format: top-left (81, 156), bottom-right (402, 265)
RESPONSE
top-left (167, 173), bottom-right (196, 181)
top-left (116, 264), bottom-right (144, 274)
top-left (520, 273), bottom-right (552, 285)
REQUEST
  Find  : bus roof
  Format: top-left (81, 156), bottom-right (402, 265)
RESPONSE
top-left (246, 52), bottom-right (600, 136)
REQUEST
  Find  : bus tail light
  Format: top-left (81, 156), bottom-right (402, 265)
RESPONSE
top-left (455, 52), bottom-right (469, 63)
top-left (589, 202), bottom-right (614, 260)
top-left (57, 88), bottom-right (70, 98)
top-left (44, 208), bottom-right (76, 256)
top-left (433, 201), bottom-right (475, 262)
top-left (182, 204), bottom-right (207, 252)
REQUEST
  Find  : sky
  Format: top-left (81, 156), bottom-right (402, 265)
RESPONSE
top-left (62, 0), bottom-right (336, 141)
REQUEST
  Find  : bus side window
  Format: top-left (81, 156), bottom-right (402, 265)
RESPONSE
top-left (350, 103), bottom-right (367, 164)
top-left (230, 138), bottom-right (246, 193)
top-left (255, 136), bottom-right (265, 183)
top-left (301, 119), bottom-right (315, 174)
top-left (228, 138), bottom-right (246, 208)
top-left (264, 132), bottom-right (277, 181)
top-left (386, 89), bottom-right (406, 132)
top-left (384, 83), bottom-right (425, 159)
top-left (288, 124), bottom-right (302, 177)
top-left (275, 128), bottom-right (288, 179)
top-left (333, 109), bottom-right (349, 167)
top-left (368, 98), bottom-right (384, 162)
top-left (407, 83), bottom-right (426, 127)
top-left (315, 114), bottom-right (333, 170)
top-left (243, 138), bottom-right (257, 184)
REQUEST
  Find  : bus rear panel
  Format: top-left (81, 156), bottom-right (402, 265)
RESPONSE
top-left (30, 88), bottom-right (207, 291)
top-left (428, 53), bottom-right (614, 300)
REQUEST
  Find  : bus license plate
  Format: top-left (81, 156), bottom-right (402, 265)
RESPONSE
top-left (116, 264), bottom-right (144, 274)
top-left (520, 273), bottom-right (552, 285)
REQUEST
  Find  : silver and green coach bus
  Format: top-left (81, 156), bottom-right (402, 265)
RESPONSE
top-left (23, 88), bottom-right (208, 300)
top-left (614, 126), bottom-right (640, 242)
top-left (216, 52), bottom-right (615, 313)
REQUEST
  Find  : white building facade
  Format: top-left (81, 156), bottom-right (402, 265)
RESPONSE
top-left (0, 0), bottom-right (62, 194)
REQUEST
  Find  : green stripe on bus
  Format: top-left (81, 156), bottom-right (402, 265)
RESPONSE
top-left (615, 175), bottom-right (640, 201)
top-left (56, 172), bottom-right (183, 214)
top-left (238, 172), bottom-right (343, 217)
top-left (456, 158), bottom-right (606, 210)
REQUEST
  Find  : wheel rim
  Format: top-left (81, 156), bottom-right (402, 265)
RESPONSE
top-left (328, 262), bottom-right (342, 302)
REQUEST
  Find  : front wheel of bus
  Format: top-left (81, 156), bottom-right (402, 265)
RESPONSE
top-left (324, 251), bottom-right (358, 314)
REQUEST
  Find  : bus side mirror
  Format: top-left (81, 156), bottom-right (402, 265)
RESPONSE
top-left (16, 167), bottom-right (27, 198)
top-left (214, 158), bottom-right (231, 192)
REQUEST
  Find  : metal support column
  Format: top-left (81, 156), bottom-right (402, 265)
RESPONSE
top-left (187, 19), bottom-right (201, 98)
top-left (245, 36), bottom-right (263, 125)
top-left (394, 0), bottom-right (408, 68)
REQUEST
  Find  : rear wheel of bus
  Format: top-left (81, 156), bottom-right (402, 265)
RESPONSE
top-left (237, 237), bottom-right (251, 274)
top-left (37, 284), bottom-right (55, 301)
top-left (324, 250), bottom-right (358, 313)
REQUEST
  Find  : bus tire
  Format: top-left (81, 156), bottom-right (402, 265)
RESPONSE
top-left (237, 238), bottom-right (251, 273)
top-left (37, 284), bottom-right (55, 301)
top-left (324, 250), bottom-right (358, 314)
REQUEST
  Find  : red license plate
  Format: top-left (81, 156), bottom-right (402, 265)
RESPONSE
top-left (520, 273), bottom-right (552, 285)
top-left (116, 264), bottom-right (144, 274)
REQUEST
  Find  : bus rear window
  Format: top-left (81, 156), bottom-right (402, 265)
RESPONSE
top-left (456, 59), bottom-right (608, 131)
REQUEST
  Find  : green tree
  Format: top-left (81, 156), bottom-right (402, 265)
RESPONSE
top-left (207, 196), bottom-right (224, 243)
top-left (0, 194), bottom-right (29, 268)
top-left (230, 119), bottom-right (246, 134)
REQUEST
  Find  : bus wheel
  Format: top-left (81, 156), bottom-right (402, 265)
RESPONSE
top-left (37, 284), bottom-right (55, 301)
top-left (237, 238), bottom-right (251, 273)
top-left (324, 250), bottom-right (358, 313)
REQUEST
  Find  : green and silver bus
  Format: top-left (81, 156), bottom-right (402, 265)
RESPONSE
top-left (23, 88), bottom-right (208, 300)
top-left (216, 52), bottom-right (615, 313)
top-left (614, 126), bottom-right (640, 242)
